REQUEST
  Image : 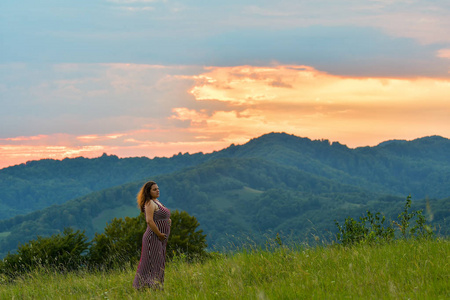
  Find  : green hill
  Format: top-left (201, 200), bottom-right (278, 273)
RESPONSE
top-left (0, 132), bottom-right (449, 257)
top-left (1, 132), bottom-right (449, 221)
top-left (0, 152), bottom-right (207, 220)
top-left (214, 133), bottom-right (450, 198)
top-left (0, 157), bottom-right (448, 258)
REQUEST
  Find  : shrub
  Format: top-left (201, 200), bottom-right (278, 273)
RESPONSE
top-left (335, 211), bottom-right (394, 246)
top-left (88, 214), bottom-right (145, 269)
top-left (168, 210), bottom-right (207, 261)
top-left (335, 195), bottom-right (434, 246)
top-left (88, 210), bottom-right (207, 269)
top-left (394, 195), bottom-right (434, 239)
top-left (0, 228), bottom-right (89, 278)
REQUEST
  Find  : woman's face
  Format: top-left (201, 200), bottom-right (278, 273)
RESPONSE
top-left (150, 184), bottom-right (160, 199)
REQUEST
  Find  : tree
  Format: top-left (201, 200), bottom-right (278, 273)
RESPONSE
top-left (168, 210), bottom-right (207, 261)
top-left (88, 210), bottom-right (207, 269)
top-left (88, 215), bottom-right (145, 269)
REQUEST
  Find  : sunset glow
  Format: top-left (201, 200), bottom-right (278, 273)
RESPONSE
top-left (180, 65), bottom-right (450, 146)
top-left (1, 63), bottom-right (449, 169)
top-left (1, 1), bottom-right (449, 169)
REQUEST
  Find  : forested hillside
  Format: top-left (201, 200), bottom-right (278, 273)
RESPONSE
top-left (0, 152), bottom-right (207, 220)
top-left (2, 133), bottom-right (449, 221)
top-left (213, 133), bottom-right (450, 198)
top-left (0, 133), bottom-right (449, 257)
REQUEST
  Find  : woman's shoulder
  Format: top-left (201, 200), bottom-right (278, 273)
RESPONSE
top-left (144, 200), bottom-right (157, 209)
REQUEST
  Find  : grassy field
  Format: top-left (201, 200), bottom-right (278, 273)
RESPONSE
top-left (1, 238), bottom-right (448, 299)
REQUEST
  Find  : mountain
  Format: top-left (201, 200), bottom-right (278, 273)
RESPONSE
top-left (0, 132), bottom-right (449, 257)
top-left (2, 133), bottom-right (449, 222)
top-left (0, 152), bottom-right (208, 220)
top-left (214, 133), bottom-right (450, 198)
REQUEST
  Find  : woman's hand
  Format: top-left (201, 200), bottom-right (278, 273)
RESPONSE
top-left (158, 233), bottom-right (167, 242)
top-left (169, 219), bottom-right (172, 226)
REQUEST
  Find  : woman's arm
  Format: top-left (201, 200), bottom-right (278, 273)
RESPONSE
top-left (145, 201), bottom-right (167, 241)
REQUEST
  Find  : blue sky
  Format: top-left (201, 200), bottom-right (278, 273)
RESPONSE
top-left (1, 0), bottom-right (449, 168)
top-left (2, 0), bottom-right (449, 75)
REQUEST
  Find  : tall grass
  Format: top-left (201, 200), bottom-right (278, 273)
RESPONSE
top-left (1, 238), bottom-right (448, 299)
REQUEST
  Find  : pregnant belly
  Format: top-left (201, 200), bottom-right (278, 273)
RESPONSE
top-left (156, 219), bottom-right (171, 235)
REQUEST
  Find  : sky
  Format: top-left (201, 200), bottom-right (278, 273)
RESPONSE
top-left (1, 0), bottom-right (449, 169)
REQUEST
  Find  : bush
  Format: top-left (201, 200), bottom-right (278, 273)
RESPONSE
top-left (394, 195), bottom-right (434, 239)
top-left (335, 195), bottom-right (434, 246)
top-left (88, 215), bottom-right (145, 269)
top-left (88, 210), bottom-right (208, 269)
top-left (168, 210), bottom-right (207, 261)
top-left (0, 228), bottom-right (89, 278)
top-left (335, 211), bottom-right (394, 246)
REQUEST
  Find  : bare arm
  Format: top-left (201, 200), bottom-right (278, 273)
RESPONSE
top-left (145, 201), bottom-right (167, 241)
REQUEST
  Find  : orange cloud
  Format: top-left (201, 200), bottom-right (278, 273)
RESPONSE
top-left (0, 128), bottom-right (230, 169)
top-left (1, 64), bottom-right (449, 169)
top-left (189, 65), bottom-right (450, 106)
top-left (0, 145), bottom-right (107, 169)
top-left (0, 139), bottom-right (230, 169)
top-left (178, 65), bottom-right (450, 146)
top-left (77, 133), bottom-right (126, 142)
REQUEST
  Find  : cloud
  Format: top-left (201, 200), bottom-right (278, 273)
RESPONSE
top-left (0, 131), bottom-right (231, 169)
top-left (2, 1), bottom-right (449, 168)
top-left (437, 49), bottom-right (450, 59)
top-left (1, 135), bottom-right (49, 142)
top-left (1, 62), bottom-right (449, 169)
top-left (0, 144), bottom-right (107, 169)
top-left (242, 1), bottom-right (450, 44)
top-left (0, 63), bottom-right (201, 137)
top-left (107, 0), bottom-right (159, 3)
top-left (172, 65), bottom-right (450, 145)
top-left (115, 7), bottom-right (155, 12)
top-left (2, 1), bottom-right (449, 77)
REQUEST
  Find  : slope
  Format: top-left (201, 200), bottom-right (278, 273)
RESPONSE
top-left (1, 156), bottom-right (447, 258)
top-left (211, 133), bottom-right (450, 199)
top-left (1, 133), bottom-right (449, 221)
top-left (0, 152), bottom-right (207, 220)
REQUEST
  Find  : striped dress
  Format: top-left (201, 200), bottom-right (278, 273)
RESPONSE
top-left (133, 201), bottom-right (171, 290)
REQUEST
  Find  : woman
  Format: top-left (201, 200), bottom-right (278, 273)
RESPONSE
top-left (133, 181), bottom-right (171, 290)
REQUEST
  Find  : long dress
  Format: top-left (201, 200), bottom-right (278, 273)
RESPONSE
top-left (133, 201), bottom-right (171, 290)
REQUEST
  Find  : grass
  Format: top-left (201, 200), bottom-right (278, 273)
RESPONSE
top-left (1, 238), bottom-right (449, 299)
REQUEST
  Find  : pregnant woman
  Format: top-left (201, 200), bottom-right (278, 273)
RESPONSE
top-left (133, 181), bottom-right (171, 290)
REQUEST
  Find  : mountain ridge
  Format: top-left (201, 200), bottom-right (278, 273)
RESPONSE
top-left (0, 132), bottom-right (449, 257)
top-left (1, 132), bottom-right (449, 220)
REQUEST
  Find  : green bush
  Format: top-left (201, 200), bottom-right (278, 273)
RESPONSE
top-left (0, 210), bottom-right (208, 277)
top-left (394, 195), bottom-right (434, 239)
top-left (0, 228), bottom-right (89, 278)
top-left (88, 215), bottom-right (145, 269)
top-left (335, 195), bottom-right (434, 246)
top-left (168, 210), bottom-right (207, 261)
top-left (335, 211), bottom-right (394, 246)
